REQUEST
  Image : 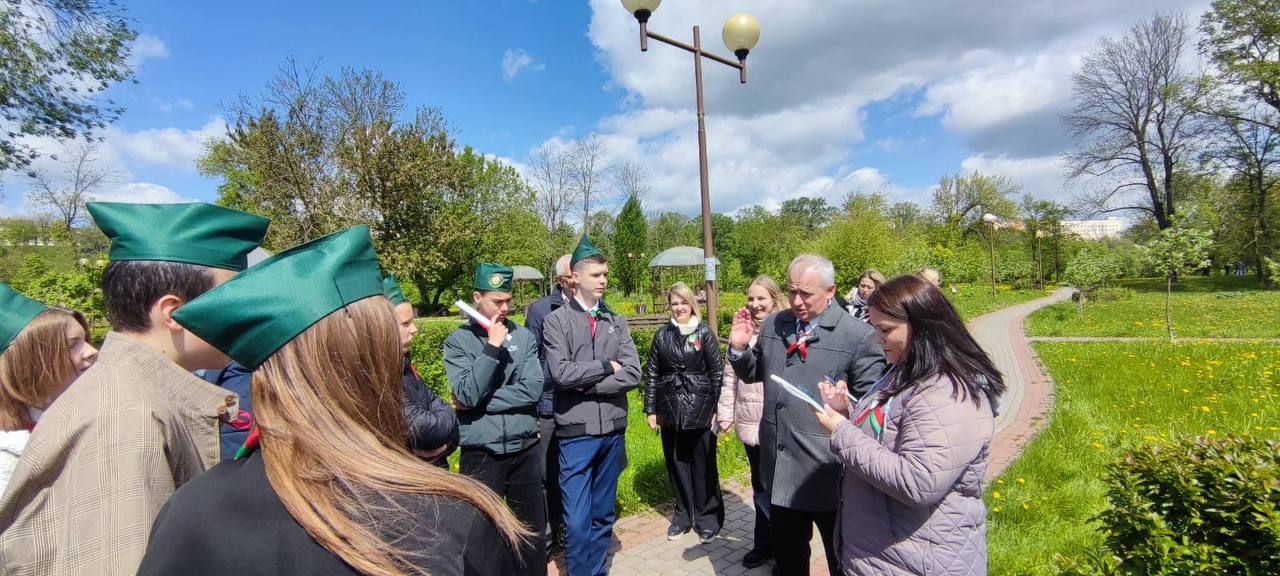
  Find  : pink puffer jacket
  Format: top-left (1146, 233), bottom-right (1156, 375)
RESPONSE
top-left (717, 332), bottom-right (763, 446)
top-left (831, 374), bottom-right (994, 576)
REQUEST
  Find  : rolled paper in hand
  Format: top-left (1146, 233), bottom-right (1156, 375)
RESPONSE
top-left (455, 300), bottom-right (492, 330)
top-left (770, 374), bottom-right (826, 412)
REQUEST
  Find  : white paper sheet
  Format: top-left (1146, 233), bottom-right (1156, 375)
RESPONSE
top-left (770, 374), bottom-right (826, 412)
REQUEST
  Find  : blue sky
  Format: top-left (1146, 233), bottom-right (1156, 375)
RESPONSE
top-left (2, 0), bottom-right (1210, 218)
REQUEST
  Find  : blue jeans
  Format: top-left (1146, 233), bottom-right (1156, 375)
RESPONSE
top-left (558, 432), bottom-right (626, 576)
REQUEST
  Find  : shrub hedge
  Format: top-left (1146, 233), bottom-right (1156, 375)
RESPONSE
top-left (1059, 434), bottom-right (1280, 575)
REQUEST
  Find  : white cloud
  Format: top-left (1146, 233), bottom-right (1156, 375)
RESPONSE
top-left (128, 34), bottom-right (170, 68)
top-left (103, 117), bottom-right (226, 169)
top-left (1, 117), bottom-right (227, 215)
top-left (502, 48), bottom-right (546, 82)
top-left (960, 154), bottom-right (1074, 201)
top-left (547, 0), bottom-right (1213, 214)
top-left (89, 182), bottom-right (195, 204)
top-left (151, 97), bottom-right (194, 113)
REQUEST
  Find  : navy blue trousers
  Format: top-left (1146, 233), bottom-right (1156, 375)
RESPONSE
top-left (558, 432), bottom-right (626, 576)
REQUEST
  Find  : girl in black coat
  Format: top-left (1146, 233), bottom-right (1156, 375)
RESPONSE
top-left (644, 282), bottom-right (725, 543)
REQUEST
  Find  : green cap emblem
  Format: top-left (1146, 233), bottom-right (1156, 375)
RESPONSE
top-left (473, 263), bottom-right (513, 293)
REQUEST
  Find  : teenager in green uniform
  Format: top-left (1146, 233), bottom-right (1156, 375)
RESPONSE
top-left (0, 202), bottom-right (269, 575)
top-left (444, 263), bottom-right (545, 575)
top-left (138, 226), bottom-right (525, 576)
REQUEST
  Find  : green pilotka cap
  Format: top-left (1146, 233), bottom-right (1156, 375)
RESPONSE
top-left (473, 263), bottom-right (513, 293)
top-left (87, 202), bottom-right (270, 271)
top-left (570, 235), bottom-right (602, 268)
top-left (0, 282), bottom-right (48, 353)
top-left (382, 274), bottom-right (408, 306)
top-left (172, 226), bottom-right (384, 369)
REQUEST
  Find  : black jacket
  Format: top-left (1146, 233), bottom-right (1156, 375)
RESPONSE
top-left (525, 286), bottom-right (568, 417)
top-left (403, 356), bottom-right (459, 463)
top-left (644, 321), bottom-right (724, 430)
top-left (138, 452), bottom-right (516, 576)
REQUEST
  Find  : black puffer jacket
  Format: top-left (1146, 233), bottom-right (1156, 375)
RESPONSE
top-left (644, 321), bottom-right (724, 430)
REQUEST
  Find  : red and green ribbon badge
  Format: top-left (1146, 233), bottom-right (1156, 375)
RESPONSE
top-left (785, 336), bottom-right (808, 359)
top-left (854, 402), bottom-right (886, 437)
top-left (687, 333), bottom-right (702, 352)
top-left (234, 426), bottom-right (261, 459)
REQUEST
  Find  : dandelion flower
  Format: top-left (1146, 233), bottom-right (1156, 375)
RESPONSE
top-left (992, 491), bottom-right (1002, 499)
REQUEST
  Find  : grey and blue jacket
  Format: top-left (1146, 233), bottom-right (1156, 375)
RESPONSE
top-left (443, 319), bottom-right (543, 454)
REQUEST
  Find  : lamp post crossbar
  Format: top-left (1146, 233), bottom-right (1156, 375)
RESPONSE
top-left (633, 21), bottom-right (749, 336)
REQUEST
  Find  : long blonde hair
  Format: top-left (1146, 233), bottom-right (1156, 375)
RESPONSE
top-left (748, 275), bottom-right (785, 328)
top-left (667, 282), bottom-right (699, 320)
top-left (0, 309), bottom-right (89, 430)
top-left (252, 296), bottom-right (528, 575)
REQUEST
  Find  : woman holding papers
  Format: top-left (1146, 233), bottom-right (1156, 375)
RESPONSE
top-left (814, 274), bottom-right (1003, 576)
top-left (644, 282), bottom-right (725, 544)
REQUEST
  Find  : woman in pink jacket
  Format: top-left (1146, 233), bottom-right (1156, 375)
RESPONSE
top-left (717, 274), bottom-right (784, 569)
top-left (815, 275), bottom-right (1003, 575)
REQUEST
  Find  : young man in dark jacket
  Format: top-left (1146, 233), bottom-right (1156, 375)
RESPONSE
top-left (444, 264), bottom-right (545, 574)
top-left (524, 253), bottom-right (573, 553)
top-left (543, 237), bottom-right (641, 576)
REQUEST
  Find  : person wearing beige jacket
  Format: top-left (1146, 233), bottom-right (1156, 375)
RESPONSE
top-left (717, 275), bottom-right (785, 570)
top-left (815, 275), bottom-right (1003, 576)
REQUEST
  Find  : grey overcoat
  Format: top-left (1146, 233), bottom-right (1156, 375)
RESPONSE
top-left (728, 302), bottom-right (886, 511)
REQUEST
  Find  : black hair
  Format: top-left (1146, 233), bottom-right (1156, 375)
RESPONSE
top-left (102, 261), bottom-right (217, 332)
top-left (868, 274), bottom-right (1004, 406)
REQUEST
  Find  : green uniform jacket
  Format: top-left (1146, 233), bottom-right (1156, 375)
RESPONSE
top-left (444, 320), bottom-right (543, 454)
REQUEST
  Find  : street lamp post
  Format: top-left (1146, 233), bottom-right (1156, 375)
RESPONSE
top-left (983, 213), bottom-right (998, 298)
top-left (622, 0), bottom-right (759, 336)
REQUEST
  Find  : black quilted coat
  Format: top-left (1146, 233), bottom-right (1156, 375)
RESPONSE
top-left (643, 321), bottom-right (724, 430)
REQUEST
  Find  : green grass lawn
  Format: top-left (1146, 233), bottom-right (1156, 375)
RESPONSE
top-left (946, 284), bottom-right (1055, 321)
top-left (1026, 276), bottom-right (1280, 338)
top-left (988, 341), bottom-right (1280, 575)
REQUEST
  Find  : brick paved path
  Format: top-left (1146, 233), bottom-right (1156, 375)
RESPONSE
top-left (549, 288), bottom-right (1073, 576)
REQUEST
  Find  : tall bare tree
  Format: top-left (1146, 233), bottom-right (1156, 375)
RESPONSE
top-left (1064, 13), bottom-right (1211, 230)
top-left (568, 133), bottom-right (606, 230)
top-left (610, 160), bottom-right (650, 200)
top-left (528, 145), bottom-right (578, 235)
top-left (26, 141), bottom-right (117, 244)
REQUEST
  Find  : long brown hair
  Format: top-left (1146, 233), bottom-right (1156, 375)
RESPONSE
top-left (252, 296), bottom-right (527, 575)
top-left (0, 309), bottom-right (90, 430)
top-left (868, 275), bottom-right (1003, 406)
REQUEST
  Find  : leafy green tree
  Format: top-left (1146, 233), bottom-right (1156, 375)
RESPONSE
top-left (930, 171), bottom-right (1021, 243)
top-left (1, 0), bottom-right (137, 173)
top-left (1142, 226), bottom-right (1214, 339)
top-left (1200, 0), bottom-right (1280, 127)
top-left (780, 196), bottom-right (831, 234)
top-left (1063, 248), bottom-right (1106, 319)
top-left (612, 194), bottom-right (647, 296)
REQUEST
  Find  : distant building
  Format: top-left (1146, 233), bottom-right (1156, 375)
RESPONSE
top-left (1062, 217), bottom-right (1126, 240)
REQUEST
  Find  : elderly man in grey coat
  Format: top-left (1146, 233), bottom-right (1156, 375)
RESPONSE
top-left (728, 254), bottom-right (887, 576)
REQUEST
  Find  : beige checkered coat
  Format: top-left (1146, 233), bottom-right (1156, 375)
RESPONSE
top-left (0, 332), bottom-right (236, 576)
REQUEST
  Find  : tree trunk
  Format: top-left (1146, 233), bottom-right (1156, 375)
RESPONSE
top-left (1165, 274), bottom-right (1174, 341)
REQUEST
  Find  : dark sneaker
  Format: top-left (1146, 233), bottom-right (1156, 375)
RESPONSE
top-left (742, 549), bottom-right (773, 568)
top-left (667, 524), bottom-right (690, 540)
top-left (697, 529), bottom-right (717, 544)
